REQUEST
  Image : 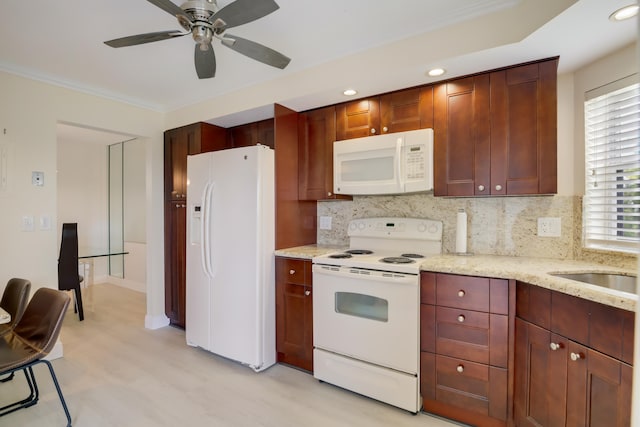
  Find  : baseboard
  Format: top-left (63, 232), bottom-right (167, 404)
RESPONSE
top-left (94, 275), bottom-right (145, 293)
top-left (45, 340), bottom-right (64, 361)
top-left (145, 313), bottom-right (170, 330)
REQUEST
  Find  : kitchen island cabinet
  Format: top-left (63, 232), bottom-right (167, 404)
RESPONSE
top-left (164, 122), bottom-right (228, 328)
top-left (420, 272), bottom-right (514, 427)
top-left (434, 57), bottom-right (558, 196)
top-left (514, 281), bottom-right (633, 427)
top-left (335, 86), bottom-right (434, 140)
top-left (275, 256), bottom-right (313, 372)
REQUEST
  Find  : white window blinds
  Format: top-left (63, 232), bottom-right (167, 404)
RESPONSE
top-left (583, 76), bottom-right (640, 253)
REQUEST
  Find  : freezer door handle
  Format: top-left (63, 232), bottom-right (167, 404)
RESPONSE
top-left (201, 181), bottom-right (215, 278)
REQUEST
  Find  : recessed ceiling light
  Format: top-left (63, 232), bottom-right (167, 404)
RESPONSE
top-left (427, 68), bottom-right (446, 77)
top-left (343, 89), bottom-right (357, 96)
top-left (609, 4), bottom-right (639, 21)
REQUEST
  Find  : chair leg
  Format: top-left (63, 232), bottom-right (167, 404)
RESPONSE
top-left (73, 286), bottom-right (84, 321)
top-left (0, 368), bottom-right (39, 415)
top-left (39, 359), bottom-right (72, 427)
top-left (0, 372), bottom-right (15, 382)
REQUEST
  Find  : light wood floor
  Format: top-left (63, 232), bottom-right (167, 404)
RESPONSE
top-left (0, 283), bottom-right (464, 426)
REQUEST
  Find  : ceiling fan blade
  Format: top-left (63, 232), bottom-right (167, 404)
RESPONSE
top-left (146, 0), bottom-right (192, 23)
top-left (222, 34), bottom-right (290, 69)
top-left (104, 30), bottom-right (187, 48)
top-left (195, 43), bottom-right (216, 79)
top-left (212, 0), bottom-right (279, 29)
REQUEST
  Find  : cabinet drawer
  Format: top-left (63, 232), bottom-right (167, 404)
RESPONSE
top-left (436, 274), bottom-right (490, 312)
top-left (434, 306), bottom-right (508, 367)
top-left (279, 258), bottom-right (309, 285)
top-left (422, 353), bottom-right (508, 421)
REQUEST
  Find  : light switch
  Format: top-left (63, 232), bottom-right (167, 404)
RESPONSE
top-left (319, 216), bottom-right (332, 230)
top-left (40, 215), bottom-right (51, 230)
top-left (22, 215), bottom-right (35, 232)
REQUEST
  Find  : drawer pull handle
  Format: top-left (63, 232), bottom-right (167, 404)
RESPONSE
top-left (456, 365), bottom-right (464, 373)
top-left (457, 315), bottom-right (465, 323)
top-left (570, 352), bottom-right (583, 361)
top-left (304, 290), bottom-right (311, 296)
top-left (289, 269), bottom-right (295, 275)
top-left (457, 290), bottom-right (465, 297)
top-left (550, 342), bottom-right (562, 351)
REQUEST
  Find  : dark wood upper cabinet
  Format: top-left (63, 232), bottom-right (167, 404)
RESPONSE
top-left (433, 74), bottom-right (491, 197)
top-left (336, 86), bottom-right (434, 140)
top-left (380, 86), bottom-right (434, 133)
top-left (490, 59), bottom-right (558, 195)
top-left (229, 119), bottom-right (274, 149)
top-left (434, 57), bottom-right (558, 197)
top-left (298, 106), bottom-right (351, 201)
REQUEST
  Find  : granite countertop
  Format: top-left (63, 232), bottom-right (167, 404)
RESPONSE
top-left (275, 245), bottom-right (637, 312)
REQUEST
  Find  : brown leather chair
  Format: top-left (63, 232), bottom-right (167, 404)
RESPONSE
top-left (0, 288), bottom-right (72, 426)
top-left (0, 278), bottom-right (31, 383)
top-left (58, 223), bottom-right (84, 321)
top-left (0, 278), bottom-right (31, 336)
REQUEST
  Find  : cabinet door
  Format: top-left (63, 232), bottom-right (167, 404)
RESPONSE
top-left (275, 258), bottom-right (313, 371)
top-left (433, 75), bottom-right (491, 196)
top-left (298, 106), bottom-right (347, 200)
top-left (379, 86), bottom-right (433, 133)
top-left (229, 119), bottom-right (275, 149)
top-left (335, 98), bottom-right (380, 140)
top-left (566, 342), bottom-right (632, 427)
top-left (490, 59), bottom-right (558, 195)
top-left (164, 200), bottom-right (187, 327)
top-left (514, 319), bottom-right (567, 427)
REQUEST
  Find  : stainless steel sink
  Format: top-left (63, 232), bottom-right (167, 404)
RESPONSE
top-left (549, 272), bottom-right (637, 294)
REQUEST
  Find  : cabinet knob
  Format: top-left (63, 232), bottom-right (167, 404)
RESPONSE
top-left (304, 290), bottom-right (311, 296)
top-left (457, 290), bottom-right (465, 298)
top-left (550, 342), bottom-right (562, 351)
top-left (382, 126), bottom-right (388, 132)
top-left (478, 185), bottom-right (485, 192)
top-left (370, 128), bottom-right (377, 134)
top-left (570, 352), bottom-right (583, 361)
top-left (327, 191), bottom-right (332, 197)
top-left (289, 269), bottom-right (295, 275)
top-left (457, 315), bottom-right (465, 323)
top-left (495, 184), bottom-right (503, 191)
top-left (456, 365), bottom-right (464, 373)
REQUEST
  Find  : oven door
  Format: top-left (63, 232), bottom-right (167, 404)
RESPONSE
top-left (312, 264), bottom-right (419, 374)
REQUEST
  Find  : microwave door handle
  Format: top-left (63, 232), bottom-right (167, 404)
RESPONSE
top-left (395, 137), bottom-right (404, 189)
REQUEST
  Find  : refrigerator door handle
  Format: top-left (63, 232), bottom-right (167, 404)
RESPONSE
top-left (201, 181), bottom-right (215, 278)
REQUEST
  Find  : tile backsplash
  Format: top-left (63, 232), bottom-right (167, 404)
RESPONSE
top-left (317, 194), bottom-right (636, 269)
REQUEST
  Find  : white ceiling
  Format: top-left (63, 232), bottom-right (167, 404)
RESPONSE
top-left (0, 0), bottom-right (637, 139)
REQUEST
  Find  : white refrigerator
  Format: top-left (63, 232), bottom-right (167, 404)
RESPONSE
top-left (185, 145), bottom-right (275, 372)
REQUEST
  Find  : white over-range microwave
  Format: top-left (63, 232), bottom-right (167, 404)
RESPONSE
top-left (333, 128), bottom-right (434, 195)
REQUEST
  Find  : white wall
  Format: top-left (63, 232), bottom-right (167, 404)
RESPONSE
top-left (0, 70), bottom-right (166, 329)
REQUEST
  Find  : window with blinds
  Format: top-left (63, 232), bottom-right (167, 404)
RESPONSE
top-left (583, 76), bottom-right (639, 254)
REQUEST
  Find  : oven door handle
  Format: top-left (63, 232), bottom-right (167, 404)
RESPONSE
top-left (312, 264), bottom-right (416, 284)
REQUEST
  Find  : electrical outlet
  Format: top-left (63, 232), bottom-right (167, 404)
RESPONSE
top-left (538, 217), bottom-right (561, 237)
top-left (319, 216), bottom-right (332, 230)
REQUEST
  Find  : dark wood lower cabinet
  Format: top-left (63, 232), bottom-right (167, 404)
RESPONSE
top-left (275, 257), bottom-right (313, 372)
top-left (514, 281), bottom-right (633, 427)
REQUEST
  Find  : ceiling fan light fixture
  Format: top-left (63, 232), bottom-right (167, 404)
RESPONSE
top-left (609, 4), bottom-right (639, 21)
top-left (427, 68), bottom-right (446, 77)
top-left (343, 89), bottom-right (357, 96)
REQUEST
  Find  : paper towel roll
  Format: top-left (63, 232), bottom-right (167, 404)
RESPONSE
top-left (455, 209), bottom-right (467, 254)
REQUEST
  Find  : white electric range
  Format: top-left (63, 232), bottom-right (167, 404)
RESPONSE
top-left (312, 217), bottom-right (443, 413)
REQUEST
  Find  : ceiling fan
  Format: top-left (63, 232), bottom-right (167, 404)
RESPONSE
top-left (104, 0), bottom-right (291, 79)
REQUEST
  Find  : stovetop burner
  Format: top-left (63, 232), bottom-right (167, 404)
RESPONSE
top-left (329, 253), bottom-right (353, 259)
top-left (380, 257), bottom-right (416, 264)
top-left (345, 249), bottom-right (374, 255)
top-left (401, 253), bottom-right (424, 259)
